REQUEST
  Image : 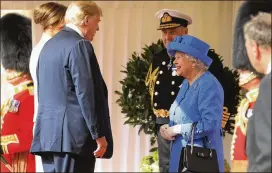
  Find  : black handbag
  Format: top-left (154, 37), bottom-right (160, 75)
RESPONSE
top-left (179, 122), bottom-right (220, 173)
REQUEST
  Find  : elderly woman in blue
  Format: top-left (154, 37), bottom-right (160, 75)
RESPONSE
top-left (160, 35), bottom-right (224, 172)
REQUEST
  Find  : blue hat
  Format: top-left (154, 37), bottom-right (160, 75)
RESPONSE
top-left (167, 35), bottom-right (213, 67)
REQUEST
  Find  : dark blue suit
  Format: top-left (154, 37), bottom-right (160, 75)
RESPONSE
top-left (30, 27), bottom-right (113, 172)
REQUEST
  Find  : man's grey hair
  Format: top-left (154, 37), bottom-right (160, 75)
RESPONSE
top-left (65, 1), bottom-right (102, 26)
top-left (244, 12), bottom-right (271, 49)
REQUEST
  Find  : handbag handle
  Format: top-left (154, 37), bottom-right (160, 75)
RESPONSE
top-left (187, 122), bottom-right (213, 157)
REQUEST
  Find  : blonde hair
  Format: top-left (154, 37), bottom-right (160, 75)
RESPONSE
top-left (244, 12), bottom-right (271, 49)
top-left (65, 1), bottom-right (102, 26)
top-left (34, 2), bottom-right (67, 31)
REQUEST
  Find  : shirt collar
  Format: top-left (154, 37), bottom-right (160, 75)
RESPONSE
top-left (266, 61), bottom-right (271, 74)
top-left (66, 23), bottom-right (84, 38)
top-left (41, 32), bottom-right (51, 40)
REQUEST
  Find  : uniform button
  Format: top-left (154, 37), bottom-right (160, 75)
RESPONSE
top-left (171, 81), bottom-right (175, 85)
top-left (162, 61), bottom-right (166, 65)
top-left (154, 103), bottom-right (157, 107)
top-left (159, 70), bottom-right (163, 74)
top-left (172, 71), bottom-right (176, 76)
top-left (154, 92), bottom-right (158, 95)
top-left (171, 91), bottom-right (175, 95)
top-left (156, 81), bottom-right (160, 85)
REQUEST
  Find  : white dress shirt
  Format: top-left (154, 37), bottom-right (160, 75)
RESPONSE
top-left (29, 33), bottom-right (51, 123)
top-left (266, 61), bottom-right (271, 74)
top-left (66, 23), bottom-right (84, 37)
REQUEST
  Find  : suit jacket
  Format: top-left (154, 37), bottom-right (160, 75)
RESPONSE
top-left (29, 33), bottom-right (51, 123)
top-left (246, 72), bottom-right (271, 172)
top-left (30, 27), bottom-right (113, 158)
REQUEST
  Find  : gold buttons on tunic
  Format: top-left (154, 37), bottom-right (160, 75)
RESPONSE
top-left (155, 92), bottom-right (158, 95)
top-left (162, 61), bottom-right (166, 65)
top-left (171, 91), bottom-right (175, 95)
top-left (154, 103), bottom-right (157, 107)
top-left (171, 81), bottom-right (175, 85)
top-left (156, 81), bottom-right (160, 85)
top-left (159, 70), bottom-right (163, 74)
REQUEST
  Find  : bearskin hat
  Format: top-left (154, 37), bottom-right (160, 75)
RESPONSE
top-left (0, 13), bottom-right (32, 74)
top-left (232, 0), bottom-right (272, 74)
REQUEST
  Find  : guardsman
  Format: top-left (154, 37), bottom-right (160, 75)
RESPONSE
top-left (230, 71), bottom-right (261, 172)
top-left (0, 13), bottom-right (35, 172)
top-left (231, 1), bottom-right (271, 172)
top-left (145, 9), bottom-right (192, 172)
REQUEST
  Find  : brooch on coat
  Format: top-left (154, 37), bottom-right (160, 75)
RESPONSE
top-left (167, 57), bottom-right (174, 70)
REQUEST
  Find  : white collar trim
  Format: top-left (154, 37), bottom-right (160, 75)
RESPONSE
top-left (66, 23), bottom-right (84, 38)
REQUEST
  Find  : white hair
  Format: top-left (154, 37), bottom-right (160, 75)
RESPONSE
top-left (184, 53), bottom-right (208, 71)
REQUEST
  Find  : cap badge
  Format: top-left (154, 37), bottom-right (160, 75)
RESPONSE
top-left (8, 99), bottom-right (20, 113)
top-left (161, 13), bottom-right (172, 23)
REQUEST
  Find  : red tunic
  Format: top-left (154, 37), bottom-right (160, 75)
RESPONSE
top-left (231, 88), bottom-right (258, 172)
top-left (1, 81), bottom-right (35, 172)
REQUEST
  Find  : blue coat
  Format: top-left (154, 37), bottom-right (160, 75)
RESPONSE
top-left (30, 27), bottom-right (113, 158)
top-left (168, 71), bottom-right (224, 172)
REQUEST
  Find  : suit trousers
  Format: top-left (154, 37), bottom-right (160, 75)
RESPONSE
top-left (41, 152), bottom-right (96, 173)
top-left (157, 124), bottom-right (171, 172)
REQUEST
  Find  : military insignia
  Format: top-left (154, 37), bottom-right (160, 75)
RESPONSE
top-left (161, 12), bottom-right (172, 23)
top-left (8, 99), bottom-right (20, 113)
top-left (145, 65), bottom-right (160, 107)
top-left (167, 58), bottom-right (174, 70)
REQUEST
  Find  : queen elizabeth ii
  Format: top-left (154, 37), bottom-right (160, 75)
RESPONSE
top-left (160, 35), bottom-right (224, 172)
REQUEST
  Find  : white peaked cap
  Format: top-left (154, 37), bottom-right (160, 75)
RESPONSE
top-left (155, 9), bottom-right (192, 25)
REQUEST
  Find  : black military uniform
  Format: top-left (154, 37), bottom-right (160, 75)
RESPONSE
top-left (146, 49), bottom-right (183, 124)
top-left (145, 9), bottom-right (192, 172)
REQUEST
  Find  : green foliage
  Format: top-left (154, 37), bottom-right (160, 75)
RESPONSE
top-left (140, 149), bottom-right (159, 172)
top-left (115, 40), bottom-right (164, 145)
top-left (208, 49), bottom-right (241, 135)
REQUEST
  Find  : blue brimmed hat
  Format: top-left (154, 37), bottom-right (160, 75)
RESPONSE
top-left (167, 35), bottom-right (213, 67)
